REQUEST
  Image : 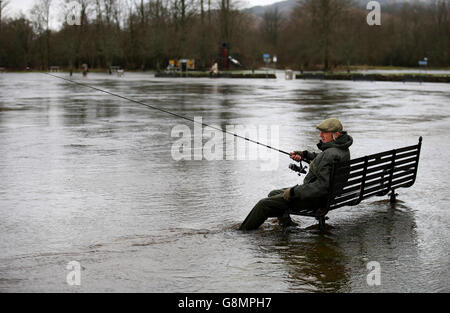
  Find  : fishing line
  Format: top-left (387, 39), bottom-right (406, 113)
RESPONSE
top-left (45, 72), bottom-right (291, 156)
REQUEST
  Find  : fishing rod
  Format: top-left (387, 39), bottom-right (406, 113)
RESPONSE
top-left (44, 72), bottom-right (309, 174)
top-left (45, 72), bottom-right (292, 155)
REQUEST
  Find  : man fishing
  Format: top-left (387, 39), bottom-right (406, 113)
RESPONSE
top-left (239, 118), bottom-right (353, 230)
top-left (43, 74), bottom-right (353, 232)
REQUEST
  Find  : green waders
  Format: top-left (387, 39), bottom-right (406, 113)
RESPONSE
top-left (239, 188), bottom-right (325, 231)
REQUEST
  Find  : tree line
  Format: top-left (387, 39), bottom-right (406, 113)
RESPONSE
top-left (0, 0), bottom-right (448, 71)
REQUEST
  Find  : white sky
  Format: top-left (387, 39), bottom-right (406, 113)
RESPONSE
top-left (3, 0), bottom-right (279, 17)
top-left (2, 0), bottom-right (427, 17)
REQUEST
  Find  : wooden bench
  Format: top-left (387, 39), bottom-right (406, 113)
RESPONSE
top-left (288, 137), bottom-right (423, 231)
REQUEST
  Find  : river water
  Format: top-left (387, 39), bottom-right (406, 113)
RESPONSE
top-left (0, 72), bottom-right (449, 292)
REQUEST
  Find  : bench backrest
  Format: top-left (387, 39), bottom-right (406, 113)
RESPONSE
top-left (327, 137), bottom-right (422, 211)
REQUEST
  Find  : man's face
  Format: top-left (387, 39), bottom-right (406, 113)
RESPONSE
top-left (320, 131), bottom-right (334, 143)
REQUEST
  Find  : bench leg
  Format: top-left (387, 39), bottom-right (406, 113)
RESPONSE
top-left (318, 216), bottom-right (326, 232)
top-left (389, 189), bottom-right (398, 203)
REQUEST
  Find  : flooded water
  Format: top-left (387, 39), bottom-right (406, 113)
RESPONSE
top-left (0, 72), bottom-right (449, 292)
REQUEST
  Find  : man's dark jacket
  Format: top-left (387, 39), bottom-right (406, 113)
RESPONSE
top-left (291, 132), bottom-right (353, 200)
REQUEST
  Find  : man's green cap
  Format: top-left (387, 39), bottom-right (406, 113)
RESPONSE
top-left (316, 118), bottom-right (343, 132)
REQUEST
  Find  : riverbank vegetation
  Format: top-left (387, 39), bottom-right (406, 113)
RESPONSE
top-left (0, 0), bottom-right (448, 71)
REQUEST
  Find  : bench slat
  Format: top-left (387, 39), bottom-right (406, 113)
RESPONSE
top-left (343, 151), bottom-right (417, 174)
top-left (341, 168), bottom-right (415, 194)
top-left (349, 144), bottom-right (417, 163)
top-left (330, 173), bottom-right (415, 206)
top-left (357, 177), bottom-right (415, 202)
top-left (395, 144), bottom-right (420, 154)
top-left (394, 150), bottom-right (420, 161)
top-left (340, 155), bottom-right (417, 181)
top-left (358, 174), bottom-right (415, 198)
top-left (346, 149), bottom-right (396, 165)
top-left (341, 162), bottom-right (417, 190)
top-left (338, 145), bottom-right (418, 169)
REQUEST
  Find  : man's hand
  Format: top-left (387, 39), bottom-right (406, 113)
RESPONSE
top-left (290, 151), bottom-right (302, 162)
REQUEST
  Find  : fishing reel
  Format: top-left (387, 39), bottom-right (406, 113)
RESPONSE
top-left (289, 161), bottom-right (308, 176)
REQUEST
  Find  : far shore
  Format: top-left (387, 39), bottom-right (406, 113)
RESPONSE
top-left (1, 67), bottom-right (449, 83)
top-left (1, 65), bottom-right (450, 73)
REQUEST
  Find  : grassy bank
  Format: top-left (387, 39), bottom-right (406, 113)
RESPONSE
top-left (296, 72), bottom-right (450, 83)
top-left (155, 71), bottom-right (276, 79)
top-left (0, 69), bottom-right (277, 79)
top-left (332, 65), bottom-right (450, 72)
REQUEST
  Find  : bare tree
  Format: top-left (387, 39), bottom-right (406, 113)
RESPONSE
top-left (30, 0), bottom-right (52, 69)
top-left (0, 0), bottom-right (10, 31)
top-left (2, 0), bottom-right (449, 71)
top-left (261, 7), bottom-right (282, 53)
top-left (219, 0), bottom-right (231, 44)
top-left (62, 0), bottom-right (93, 70)
top-left (31, 0), bottom-right (52, 33)
top-left (433, 0), bottom-right (449, 65)
top-left (299, 0), bottom-right (350, 71)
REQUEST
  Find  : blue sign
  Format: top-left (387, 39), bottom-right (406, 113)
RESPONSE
top-left (263, 54), bottom-right (270, 59)
top-left (418, 60), bottom-right (427, 66)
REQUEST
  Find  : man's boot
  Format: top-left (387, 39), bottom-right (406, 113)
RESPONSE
top-left (278, 213), bottom-right (298, 228)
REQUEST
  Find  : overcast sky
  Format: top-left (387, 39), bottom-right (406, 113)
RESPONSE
top-left (3, 0), bottom-right (281, 30)
top-left (3, 0), bottom-right (280, 19)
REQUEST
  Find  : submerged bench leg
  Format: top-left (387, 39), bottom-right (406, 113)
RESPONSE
top-left (389, 189), bottom-right (398, 203)
top-left (318, 216), bottom-right (326, 232)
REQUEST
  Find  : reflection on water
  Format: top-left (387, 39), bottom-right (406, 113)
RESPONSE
top-left (264, 200), bottom-right (420, 292)
top-left (0, 73), bottom-right (449, 292)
